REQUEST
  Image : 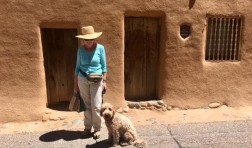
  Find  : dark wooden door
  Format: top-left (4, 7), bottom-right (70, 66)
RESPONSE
top-left (125, 17), bottom-right (160, 101)
top-left (41, 29), bottom-right (78, 104)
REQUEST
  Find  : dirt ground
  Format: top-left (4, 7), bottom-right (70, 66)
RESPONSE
top-left (1, 105), bottom-right (252, 135)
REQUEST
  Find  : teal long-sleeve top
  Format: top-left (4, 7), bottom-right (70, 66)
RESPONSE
top-left (75, 44), bottom-right (107, 77)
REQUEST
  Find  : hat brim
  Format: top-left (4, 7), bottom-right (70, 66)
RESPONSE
top-left (75, 32), bottom-right (102, 39)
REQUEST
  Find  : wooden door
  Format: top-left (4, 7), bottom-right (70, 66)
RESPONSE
top-left (41, 29), bottom-right (78, 104)
top-left (125, 17), bottom-right (160, 101)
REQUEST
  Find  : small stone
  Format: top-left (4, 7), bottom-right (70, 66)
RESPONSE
top-left (173, 107), bottom-right (180, 110)
top-left (221, 105), bottom-right (228, 108)
top-left (162, 106), bottom-right (167, 112)
top-left (49, 116), bottom-right (59, 121)
top-left (147, 106), bottom-right (155, 110)
top-left (44, 111), bottom-right (51, 114)
top-left (184, 106), bottom-right (190, 110)
top-left (202, 106), bottom-right (209, 109)
top-left (157, 100), bottom-right (165, 106)
top-left (123, 107), bottom-right (129, 113)
top-left (154, 104), bottom-right (162, 109)
top-left (148, 101), bottom-right (158, 106)
top-left (127, 102), bottom-right (135, 109)
top-left (58, 116), bottom-right (67, 120)
top-left (208, 102), bottom-right (221, 108)
top-left (146, 117), bottom-right (156, 122)
top-left (1, 123), bottom-right (11, 129)
top-left (167, 106), bottom-right (173, 110)
top-left (135, 103), bottom-right (141, 109)
top-left (42, 114), bottom-right (50, 122)
top-left (140, 102), bottom-right (148, 107)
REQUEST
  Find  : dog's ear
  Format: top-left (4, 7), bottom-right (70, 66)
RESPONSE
top-left (112, 106), bottom-right (116, 116)
top-left (100, 107), bottom-right (104, 116)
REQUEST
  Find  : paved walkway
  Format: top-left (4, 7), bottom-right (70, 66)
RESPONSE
top-left (1, 120), bottom-right (252, 147)
top-left (1, 106), bottom-right (252, 147)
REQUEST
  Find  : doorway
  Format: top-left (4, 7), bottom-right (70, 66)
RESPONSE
top-left (41, 28), bottom-right (78, 105)
top-left (124, 17), bottom-right (160, 101)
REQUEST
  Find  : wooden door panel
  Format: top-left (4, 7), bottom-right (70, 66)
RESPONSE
top-left (41, 29), bottom-right (78, 104)
top-left (125, 17), bottom-right (160, 101)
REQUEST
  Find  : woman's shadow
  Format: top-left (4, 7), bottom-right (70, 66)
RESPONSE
top-left (39, 130), bottom-right (92, 142)
top-left (39, 130), bottom-right (111, 148)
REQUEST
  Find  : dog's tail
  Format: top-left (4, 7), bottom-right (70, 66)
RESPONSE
top-left (133, 139), bottom-right (147, 148)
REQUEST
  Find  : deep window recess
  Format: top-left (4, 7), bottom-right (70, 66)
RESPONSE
top-left (205, 16), bottom-right (242, 61)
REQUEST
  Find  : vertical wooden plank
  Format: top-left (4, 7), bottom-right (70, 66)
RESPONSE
top-left (125, 17), bottom-right (159, 101)
top-left (144, 18), bottom-right (159, 99)
top-left (125, 17), bottom-right (145, 99)
top-left (41, 29), bottom-right (78, 104)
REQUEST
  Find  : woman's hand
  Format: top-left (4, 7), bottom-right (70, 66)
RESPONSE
top-left (102, 81), bottom-right (107, 94)
top-left (74, 85), bottom-right (79, 94)
top-left (74, 75), bottom-right (79, 94)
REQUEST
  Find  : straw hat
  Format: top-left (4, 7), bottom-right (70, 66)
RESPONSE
top-left (75, 26), bottom-right (102, 39)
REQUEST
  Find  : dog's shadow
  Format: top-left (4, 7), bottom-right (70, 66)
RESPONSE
top-left (39, 130), bottom-right (92, 142)
top-left (86, 139), bottom-right (111, 148)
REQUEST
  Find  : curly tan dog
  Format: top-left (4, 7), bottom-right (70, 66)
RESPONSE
top-left (100, 103), bottom-right (147, 148)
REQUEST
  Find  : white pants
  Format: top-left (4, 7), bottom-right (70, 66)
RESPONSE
top-left (78, 76), bottom-right (103, 131)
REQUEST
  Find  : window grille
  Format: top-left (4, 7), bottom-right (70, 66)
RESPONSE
top-left (205, 16), bottom-right (242, 61)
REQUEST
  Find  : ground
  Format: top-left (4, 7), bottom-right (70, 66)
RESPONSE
top-left (1, 105), bottom-right (252, 135)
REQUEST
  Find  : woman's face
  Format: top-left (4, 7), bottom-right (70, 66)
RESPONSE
top-left (81, 39), bottom-right (95, 47)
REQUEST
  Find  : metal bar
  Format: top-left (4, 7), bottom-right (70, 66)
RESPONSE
top-left (217, 18), bottom-right (222, 60)
top-left (213, 18), bottom-right (218, 60)
top-left (221, 18), bottom-right (226, 60)
top-left (208, 18), bottom-right (213, 60)
top-left (225, 18), bottom-right (230, 60)
top-left (233, 18), bottom-right (238, 60)
top-left (229, 18), bottom-right (234, 60)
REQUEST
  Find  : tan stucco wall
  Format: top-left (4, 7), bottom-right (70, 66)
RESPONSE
top-left (0, 0), bottom-right (251, 122)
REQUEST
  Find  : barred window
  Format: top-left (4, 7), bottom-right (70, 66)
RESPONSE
top-left (205, 16), bottom-right (242, 61)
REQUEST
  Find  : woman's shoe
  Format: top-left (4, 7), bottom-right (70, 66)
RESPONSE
top-left (93, 131), bottom-right (101, 139)
top-left (82, 129), bottom-right (91, 137)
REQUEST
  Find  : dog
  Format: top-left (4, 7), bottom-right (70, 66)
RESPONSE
top-left (100, 103), bottom-right (147, 148)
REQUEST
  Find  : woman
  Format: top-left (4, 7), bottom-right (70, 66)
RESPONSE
top-left (74, 26), bottom-right (107, 139)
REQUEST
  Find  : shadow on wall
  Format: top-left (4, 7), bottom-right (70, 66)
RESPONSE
top-left (47, 102), bottom-right (70, 111)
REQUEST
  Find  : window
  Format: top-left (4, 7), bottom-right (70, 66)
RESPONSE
top-left (205, 16), bottom-right (242, 61)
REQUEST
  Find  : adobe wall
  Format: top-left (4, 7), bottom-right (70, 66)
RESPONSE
top-left (0, 0), bottom-right (251, 121)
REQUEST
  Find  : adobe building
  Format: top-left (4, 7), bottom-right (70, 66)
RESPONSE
top-left (1, 0), bottom-right (252, 122)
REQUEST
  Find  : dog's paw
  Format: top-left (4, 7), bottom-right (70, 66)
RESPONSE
top-left (120, 142), bottom-right (130, 146)
top-left (112, 144), bottom-right (117, 147)
top-left (133, 139), bottom-right (147, 148)
top-left (106, 139), bottom-right (113, 144)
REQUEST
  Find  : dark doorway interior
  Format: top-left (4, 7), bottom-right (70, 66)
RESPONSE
top-left (124, 17), bottom-right (160, 101)
top-left (41, 28), bottom-right (78, 107)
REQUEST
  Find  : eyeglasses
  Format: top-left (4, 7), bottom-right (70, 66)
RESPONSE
top-left (83, 39), bottom-right (94, 41)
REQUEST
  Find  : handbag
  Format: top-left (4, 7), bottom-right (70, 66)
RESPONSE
top-left (87, 73), bottom-right (103, 83)
top-left (69, 92), bottom-right (86, 112)
top-left (79, 70), bottom-right (103, 83)
top-left (69, 94), bottom-right (79, 111)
